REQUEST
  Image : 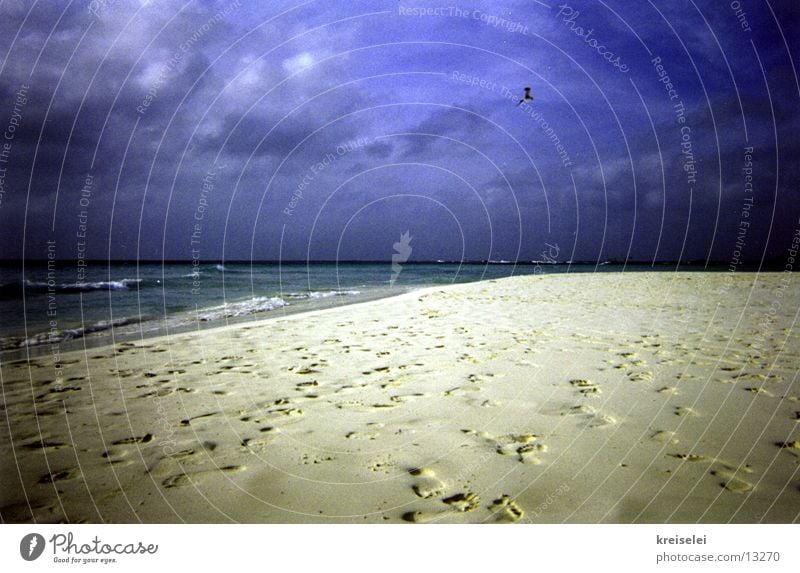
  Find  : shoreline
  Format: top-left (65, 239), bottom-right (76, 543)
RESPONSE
top-left (0, 285), bottom-right (416, 361)
top-left (1, 271), bottom-right (798, 523)
top-left (1, 267), bottom-right (783, 361)
top-left (0, 269), bottom-right (689, 360)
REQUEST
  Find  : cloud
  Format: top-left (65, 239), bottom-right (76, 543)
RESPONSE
top-left (0, 0), bottom-right (796, 263)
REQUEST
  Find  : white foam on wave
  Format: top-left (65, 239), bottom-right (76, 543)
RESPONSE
top-left (285, 290), bottom-right (361, 300)
top-left (1, 316), bottom-right (146, 350)
top-left (0, 278), bottom-right (144, 301)
top-left (24, 278), bottom-right (142, 292)
top-left (197, 296), bottom-right (288, 321)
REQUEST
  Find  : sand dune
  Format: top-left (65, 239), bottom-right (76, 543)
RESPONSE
top-left (1, 272), bottom-right (798, 523)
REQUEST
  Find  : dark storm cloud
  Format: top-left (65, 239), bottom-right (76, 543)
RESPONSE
top-left (0, 0), bottom-right (797, 263)
top-left (400, 105), bottom-right (486, 158)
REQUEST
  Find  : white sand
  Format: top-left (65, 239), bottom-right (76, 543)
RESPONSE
top-left (1, 272), bottom-right (799, 523)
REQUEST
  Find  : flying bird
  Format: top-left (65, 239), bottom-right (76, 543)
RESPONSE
top-left (517, 86), bottom-right (533, 106)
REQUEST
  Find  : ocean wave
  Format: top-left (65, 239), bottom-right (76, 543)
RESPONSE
top-left (213, 264), bottom-right (253, 274)
top-left (284, 290), bottom-right (361, 300)
top-left (197, 296), bottom-right (288, 321)
top-left (0, 278), bottom-right (142, 299)
top-left (0, 316), bottom-right (147, 350)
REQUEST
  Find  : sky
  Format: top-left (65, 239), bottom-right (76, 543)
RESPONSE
top-left (0, 0), bottom-right (797, 263)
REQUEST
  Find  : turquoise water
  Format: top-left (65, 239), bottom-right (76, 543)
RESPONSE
top-left (0, 261), bottom-right (699, 355)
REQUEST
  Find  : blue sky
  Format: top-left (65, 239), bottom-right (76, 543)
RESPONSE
top-left (0, 0), bottom-right (797, 263)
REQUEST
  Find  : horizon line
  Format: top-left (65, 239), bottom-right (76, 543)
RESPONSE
top-left (0, 258), bottom-right (786, 267)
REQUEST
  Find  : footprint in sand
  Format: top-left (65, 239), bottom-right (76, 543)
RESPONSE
top-left (162, 465), bottom-right (246, 488)
top-left (489, 495), bottom-right (525, 523)
top-left (179, 412), bottom-right (221, 427)
top-left (566, 404), bottom-right (596, 416)
top-left (588, 414), bottom-right (617, 428)
top-left (668, 453), bottom-right (711, 462)
top-left (140, 387), bottom-right (180, 398)
top-left (36, 386), bottom-right (82, 401)
top-left (401, 492), bottom-right (481, 523)
top-left (468, 373), bottom-right (500, 384)
top-left (345, 430), bottom-right (380, 441)
top-left (628, 371), bottom-right (654, 382)
top-left (711, 468), bottom-right (754, 494)
top-left (149, 442), bottom-right (220, 475)
top-left (38, 468), bottom-right (81, 484)
top-left (165, 449), bottom-right (196, 460)
top-left (362, 365), bottom-right (392, 375)
top-left (443, 492), bottom-right (480, 512)
top-left (410, 468), bottom-right (446, 499)
top-left (735, 372), bottom-right (782, 383)
top-left (300, 454), bottom-right (335, 465)
top-left (473, 399), bottom-right (500, 408)
top-left (651, 430), bottom-right (679, 445)
top-left (390, 393), bottom-right (428, 403)
top-left (462, 430), bottom-right (548, 463)
top-left (569, 379), bottom-right (601, 396)
top-left (21, 440), bottom-right (71, 452)
top-left (112, 433), bottom-right (154, 445)
top-left (401, 510), bottom-right (445, 523)
top-left (563, 405), bottom-right (617, 429)
top-left (777, 441), bottom-right (800, 456)
top-left (443, 386), bottom-right (481, 397)
top-left (674, 406), bottom-right (697, 417)
top-left (744, 387), bottom-right (774, 397)
top-left (498, 435), bottom-right (548, 463)
top-left (101, 447), bottom-right (135, 466)
top-left (241, 432), bottom-right (274, 451)
top-left (367, 455), bottom-right (395, 474)
top-left (268, 407), bottom-right (304, 417)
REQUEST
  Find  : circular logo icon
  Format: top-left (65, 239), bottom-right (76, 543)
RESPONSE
top-left (20, 533), bottom-right (46, 561)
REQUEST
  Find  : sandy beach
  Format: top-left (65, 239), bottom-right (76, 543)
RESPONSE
top-left (1, 272), bottom-right (798, 524)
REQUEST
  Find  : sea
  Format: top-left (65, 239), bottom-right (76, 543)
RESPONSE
top-left (0, 260), bottom-right (711, 357)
